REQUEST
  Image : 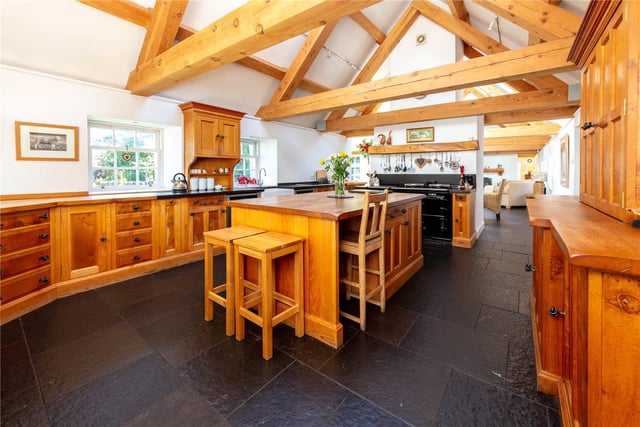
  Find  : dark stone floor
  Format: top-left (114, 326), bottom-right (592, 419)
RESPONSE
top-left (1, 207), bottom-right (560, 426)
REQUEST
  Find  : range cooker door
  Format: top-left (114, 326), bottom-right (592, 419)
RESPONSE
top-left (423, 214), bottom-right (451, 240)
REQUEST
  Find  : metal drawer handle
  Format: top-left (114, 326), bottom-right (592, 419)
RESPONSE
top-left (39, 277), bottom-right (50, 284)
top-left (548, 306), bottom-right (565, 317)
top-left (581, 122), bottom-right (598, 130)
top-left (39, 233), bottom-right (49, 239)
top-left (133, 255), bottom-right (141, 260)
top-left (525, 263), bottom-right (537, 272)
top-left (39, 213), bottom-right (49, 219)
top-left (132, 205), bottom-right (139, 210)
top-left (133, 221), bottom-right (140, 226)
top-left (100, 237), bottom-right (107, 242)
top-left (401, 208), bottom-right (407, 213)
top-left (169, 200), bottom-right (175, 205)
top-left (389, 214), bottom-right (395, 218)
top-left (403, 221), bottom-right (410, 226)
top-left (133, 237), bottom-right (140, 242)
top-left (39, 255), bottom-right (50, 261)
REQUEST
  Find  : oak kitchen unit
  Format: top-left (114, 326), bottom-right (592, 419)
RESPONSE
top-left (226, 191), bottom-right (425, 348)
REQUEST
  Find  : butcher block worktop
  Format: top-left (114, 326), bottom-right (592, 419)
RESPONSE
top-left (526, 195), bottom-right (640, 275)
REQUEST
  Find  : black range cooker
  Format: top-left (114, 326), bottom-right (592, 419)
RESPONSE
top-left (391, 183), bottom-right (453, 241)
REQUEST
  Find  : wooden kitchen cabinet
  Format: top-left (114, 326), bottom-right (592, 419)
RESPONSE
top-left (153, 197), bottom-right (185, 258)
top-left (185, 195), bottom-right (227, 251)
top-left (568, 0), bottom-right (640, 223)
top-left (113, 200), bottom-right (153, 268)
top-left (55, 203), bottom-right (111, 280)
top-left (452, 192), bottom-right (476, 248)
top-left (0, 208), bottom-right (53, 303)
top-left (180, 102), bottom-right (245, 190)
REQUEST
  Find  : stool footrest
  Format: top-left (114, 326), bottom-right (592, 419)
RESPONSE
top-left (208, 290), bottom-right (228, 307)
top-left (272, 305), bottom-right (299, 326)
top-left (239, 307), bottom-right (264, 327)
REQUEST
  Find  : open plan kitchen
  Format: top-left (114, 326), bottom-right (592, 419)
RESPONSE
top-left (2, 1), bottom-right (640, 426)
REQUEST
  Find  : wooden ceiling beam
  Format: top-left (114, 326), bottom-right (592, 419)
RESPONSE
top-left (484, 135), bottom-right (550, 153)
top-left (414, 0), bottom-right (566, 90)
top-left (267, 22), bottom-right (337, 104)
top-left (446, 0), bottom-right (469, 21)
top-left (257, 37), bottom-right (577, 120)
top-left (463, 45), bottom-right (537, 93)
top-left (484, 105), bottom-right (579, 125)
top-left (341, 129), bottom-right (374, 138)
top-left (126, 0), bottom-right (381, 96)
top-left (136, 0), bottom-right (187, 66)
top-left (472, 0), bottom-right (582, 41)
top-left (485, 123), bottom-right (561, 138)
top-left (323, 87), bottom-right (575, 132)
top-left (325, 3), bottom-right (420, 121)
top-left (349, 11), bottom-right (386, 44)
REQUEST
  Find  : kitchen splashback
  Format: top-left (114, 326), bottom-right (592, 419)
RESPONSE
top-left (376, 174), bottom-right (476, 187)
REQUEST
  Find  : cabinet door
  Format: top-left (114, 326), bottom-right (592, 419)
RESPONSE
top-left (185, 196), bottom-right (226, 251)
top-left (217, 118), bottom-right (240, 157)
top-left (56, 204), bottom-right (110, 280)
top-left (580, 4), bottom-right (635, 221)
top-left (195, 114), bottom-right (219, 156)
top-left (153, 198), bottom-right (184, 258)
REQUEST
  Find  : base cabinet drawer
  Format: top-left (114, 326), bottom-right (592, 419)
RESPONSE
top-left (0, 246), bottom-right (51, 279)
top-left (1, 266), bottom-right (52, 303)
top-left (115, 213), bottom-right (152, 232)
top-left (116, 230), bottom-right (152, 249)
top-left (0, 225), bottom-right (50, 253)
top-left (115, 246), bottom-right (152, 268)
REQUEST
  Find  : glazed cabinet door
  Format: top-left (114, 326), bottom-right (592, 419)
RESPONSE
top-left (55, 204), bottom-right (111, 280)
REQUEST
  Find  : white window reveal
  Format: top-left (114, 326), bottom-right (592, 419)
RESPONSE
top-left (235, 137), bottom-right (259, 183)
top-left (89, 121), bottom-right (163, 192)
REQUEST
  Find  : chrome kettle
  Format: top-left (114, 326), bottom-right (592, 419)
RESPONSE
top-left (171, 173), bottom-right (188, 193)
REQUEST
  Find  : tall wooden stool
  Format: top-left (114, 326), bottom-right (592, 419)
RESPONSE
top-left (203, 226), bottom-right (266, 336)
top-left (339, 189), bottom-right (388, 331)
top-left (233, 231), bottom-right (304, 360)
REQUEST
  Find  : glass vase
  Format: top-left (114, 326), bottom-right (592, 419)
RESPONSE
top-left (334, 175), bottom-right (346, 197)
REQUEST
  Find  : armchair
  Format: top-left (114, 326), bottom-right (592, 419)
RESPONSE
top-left (483, 179), bottom-right (507, 221)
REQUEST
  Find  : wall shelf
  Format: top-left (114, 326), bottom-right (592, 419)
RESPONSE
top-left (368, 140), bottom-right (479, 154)
top-left (483, 167), bottom-right (504, 176)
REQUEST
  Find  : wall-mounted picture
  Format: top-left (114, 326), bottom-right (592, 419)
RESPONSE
top-left (406, 126), bottom-right (434, 143)
top-left (15, 121), bottom-right (79, 161)
top-left (560, 134), bottom-right (569, 187)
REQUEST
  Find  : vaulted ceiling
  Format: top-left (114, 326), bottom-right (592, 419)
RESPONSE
top-left (1, 0), bottom-right (589, 154)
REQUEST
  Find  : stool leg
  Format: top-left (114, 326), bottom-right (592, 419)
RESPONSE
top-left (204, 240), bottom-right (214, 321)
top-left (234, 246), bottom-right (245, 342)
top-left (358, 252), bottom-right (367, 331)
top-left (262, 254), bottom-right (274, 360)
top-left (294, 245), bottom-right (304, 337)
top-left (378, 246), bottom-right (386, 313)
top-left (224, 243), bottom-right (235, 336)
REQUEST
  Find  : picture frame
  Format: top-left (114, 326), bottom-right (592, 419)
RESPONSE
top-left (15, 121), bottom-right (79, 161)
top-left (560, 134), bottom-right (569, 187)
top-left (406, 126), bottom-right (434, 143)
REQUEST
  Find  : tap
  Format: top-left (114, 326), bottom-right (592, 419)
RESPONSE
top-left (258, 168), bottom-right (267, 186)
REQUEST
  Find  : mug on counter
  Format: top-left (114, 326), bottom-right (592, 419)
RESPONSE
top-left (190, 177), bottom-right (199, 191)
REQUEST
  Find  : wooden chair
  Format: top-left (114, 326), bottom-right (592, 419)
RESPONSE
top-left (203, 226), bottom-right (266, 336)
top-left (339, 189), bottom-right (388, 331)
top-left (483, 178), bottom-right (507, 221)
top-left (234, 231), bottom-right (304, 360)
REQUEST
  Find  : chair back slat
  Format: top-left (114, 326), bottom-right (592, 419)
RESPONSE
top-left (358, 190), bottom-right (388, 246)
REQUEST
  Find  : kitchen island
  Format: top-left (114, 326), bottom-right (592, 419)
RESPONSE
top-left (226, 191), bottom-right (425, 348)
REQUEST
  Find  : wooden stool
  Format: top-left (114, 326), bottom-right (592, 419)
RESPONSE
top-left (203, 226), bottom-right (266, 336)
top-left (233, 231), bottom-right (304, 360)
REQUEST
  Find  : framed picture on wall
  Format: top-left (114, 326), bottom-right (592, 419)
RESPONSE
top-left (406, 126), bottom-right (434, 143)
top-left (560, 134), bottom-right (569, 187)
top-left (15, 121), bottom-right (79, 161)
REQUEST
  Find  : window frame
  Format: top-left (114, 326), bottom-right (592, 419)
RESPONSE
top-left (235, 137), bottom-right (260, 182)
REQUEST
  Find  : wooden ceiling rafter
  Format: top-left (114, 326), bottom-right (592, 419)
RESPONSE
top-left (267, 21), bottom-right (337, 104)
top-left (325, 2), bottom-right (421, 122)
top-left (135, 0), bottom-right (188, 67)
top-left (349, 11), bottom-right (386, 44)
top-left (77, 0), bottom-right (149, 27)
top-left (485, 105), bottom-right (579, 125)
top-left (485, 123), bottom-right (562, 138)
top-left (473, 0), bottom-right (582, 41)
top-left (256, 37), bottom-right (577, 120)
top-left (484, 135), bottom-right (551, 153)
top-left (322, 87), bottom-right (576, 132)
top-left (446, 0), bottom-right (470, 21)
top-left (125, 0), bottom-right (381, 96)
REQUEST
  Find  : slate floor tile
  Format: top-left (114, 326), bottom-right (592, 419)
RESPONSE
top-left (0, 319), bottom-right (24, 348)
top-left (401, 315), bottom-right (508, 385)
top-left (136, 304), bottom-right (229, 367)
top-left (96, 274), bottom-right (173, 310)
top-left (32, 322), bottom-right (152, 403)
top-left (21, 291), bottom-right (123, 355)
top-left (321, 333), bottom-right (451, 426)
top-left (330, 393), bottom-right (409, 427)
top-left (117, 290), bottom-right (197, 329)
top-left (46, 353), bottom-right (182, 426)
top-left (435, 370), bottom-right (550, 427)
top-left (1, 339), bottom-right (38, 397)
top-left (179, 337), bottom-right (293, 416)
